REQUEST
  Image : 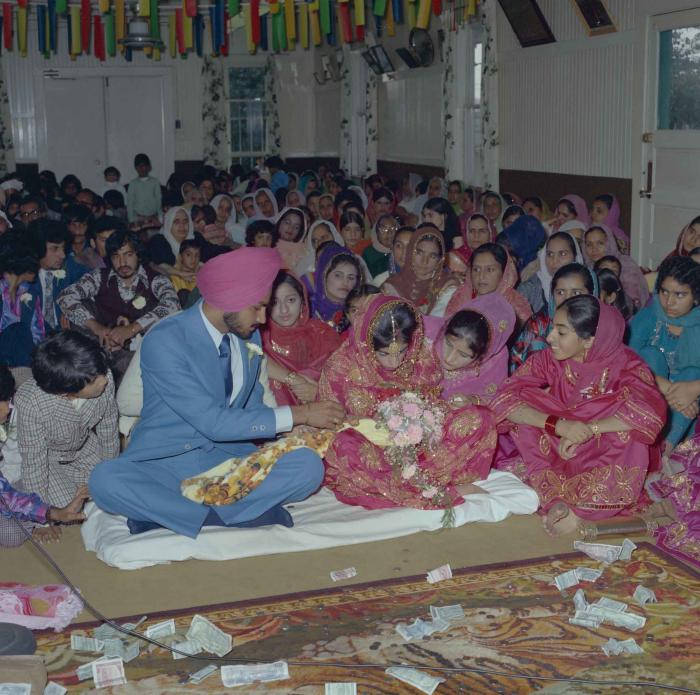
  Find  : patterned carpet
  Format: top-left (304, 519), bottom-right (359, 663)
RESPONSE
top-left (36, 543), bottom-right (700, 694)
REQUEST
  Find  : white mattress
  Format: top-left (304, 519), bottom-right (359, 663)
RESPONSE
top-left (81, 471), bottom-right (539, 570)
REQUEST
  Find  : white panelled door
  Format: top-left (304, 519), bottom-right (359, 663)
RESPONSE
top-left (39, 69), bottom-right (174, 193)
top-left (105, 76), bottom-right (173, 188)
top-left (42, 76), bottom-right (107, 192)
top-left (639, 8), bottom-right (700, 268)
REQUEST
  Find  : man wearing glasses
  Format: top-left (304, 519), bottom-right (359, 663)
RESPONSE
top-left (17, 196), bottom-right (47, 230)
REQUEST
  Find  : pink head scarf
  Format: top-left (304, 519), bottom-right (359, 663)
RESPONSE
top-left (599, 194), bottom-right (630, 254)
top-left (197, 247), bottom-right (282, 311)
top-left (557, 194), bottom-right (590, 228)
top-left (425, 293), bottom-right (516, 402)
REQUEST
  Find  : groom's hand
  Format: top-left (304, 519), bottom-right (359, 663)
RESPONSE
top-left (292, 401), bottom-right (346, 430)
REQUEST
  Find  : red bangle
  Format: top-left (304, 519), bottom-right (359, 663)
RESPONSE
top-left (545, 415), bottom-right (559, 436)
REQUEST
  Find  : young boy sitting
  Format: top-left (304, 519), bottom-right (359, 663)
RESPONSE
top-left (0, 365), bottom-right (90, 546)
top-left (246, 220), bottom-right (278, 248)
top-left (14, 330), bottom-right (119, 543)
top-left (169, 239), bottom-right (202, 306)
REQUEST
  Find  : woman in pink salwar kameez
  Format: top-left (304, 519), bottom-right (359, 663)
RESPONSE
top-left (491, 295), bottom-right (666, 535)
top-left (318, 295), bottom-right (497, 511)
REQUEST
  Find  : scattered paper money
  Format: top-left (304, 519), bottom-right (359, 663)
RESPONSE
top-left (396, 619), bottom-right (428, 642)
top-left (575, 567), bottom-right (604, 582)
top-left (430, 604), bottom-right (465, 622)
top-left (44, 683), bottom-right (67, 695)
top-left (574, 539), bottom-right (637, 564)
top-left (92, 624), bottom-right (121, 641)
top-left (325, 684), bottom-right (357, 695)
top-left (0, 686), bottom-right (31, 695)
top-left (121, 616), bottom-right (148, 631)
top-left (633, 585), bottom-right (657, 607)
top-left (102, 638), bottom-right (126, 659)
top-left (573, 588), bottom-right (588, 612)
top-left (220, 661), bottom-right (289, 687)
top-left (71, 634), bottom-right (104, 653)
top-left (124, 641), bottom-right (140, 664)
top-left (386, 667), bottom-right (445, 694)
top-left (172, 639), bottom-right (203, 660)
top-left (330, 567), bottom-right (357, 582)
top-left (189, 664), bottom-right (218, 684)
top-left (593, 597), bottom-right (628, 613)
top-left (76, 656), bottom-right (110, 681)
top-left (186, 614), bottom-right (232, 658)
top-left (144, 618), bottom-right (176, 640)
top-left (92, 657), bottom-right (127, 689)
top-left (553, 569), bottom-right (580, 591)
top-left (602, 637), bottom-right (644, 656)
top-left (619, 539), bottom-right (637, 561)
top-left (573, 541), bottom-right (622, 564)
top-left (569, 610), bottom-right (603, 628)
top-left (426, 564), bottom-right (452, 584)
top-left (587, 608), bottom-right (646, 631)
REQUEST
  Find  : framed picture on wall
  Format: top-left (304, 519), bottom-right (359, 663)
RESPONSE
top-left (497, 0), bottom-right (556, 48)
top-left (571, 0), bottom-right (617, 37)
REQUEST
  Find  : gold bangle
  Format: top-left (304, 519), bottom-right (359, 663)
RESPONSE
top-left (284, 372), bottom-right (297, 387)
top-left (591, 422), bottom-right (601, 446)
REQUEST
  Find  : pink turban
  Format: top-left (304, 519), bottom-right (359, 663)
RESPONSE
top-left (197, 247), bottom-right (282, 311)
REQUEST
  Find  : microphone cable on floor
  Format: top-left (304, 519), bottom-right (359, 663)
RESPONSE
top-left (2, 495), bottom-right (698, 693)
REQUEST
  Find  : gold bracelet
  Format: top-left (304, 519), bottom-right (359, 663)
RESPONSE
top-left (590, 422), bottom-right (601, 446)
top-left (284, 372), bottom-right (297, 387)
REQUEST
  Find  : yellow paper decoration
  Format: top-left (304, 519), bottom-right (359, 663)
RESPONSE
top-left (243, 4), bottom-right (255, 53)
top-left (18, 5), bottom-right (28, 56)
top-left (99, 0), bottom-right (110, 14)
top-left (69, 5), bottom-right (81, 54)
top-left (406, 0), bottom-right (416, 28)
top-left (183, 0), bottom-right (193, 49)
top-left (138, 0), bottom-right (149, 17)
top-left (115, 0), bottom-right (125, 52)
top-left (310, 7), bottom-right (321, 45)
top-left (385, 0), bottom-right (395, 36)
top-left (153, 46), bottom-right (161, 60)
top-left (284, 0), bottom-right (296, 39)
top-left (416, 0), bottom-right (430, 29)
top-left (144, 45), bottom-right (152, 56)
top-left (299, 2), bottom-right (309, 48)
top-left (354, 0), bottom-right (364, 26)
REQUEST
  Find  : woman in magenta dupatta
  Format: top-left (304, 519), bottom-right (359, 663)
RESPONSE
top-left (424, 294), bottom-right (516, 405)
top-left (318, 295), bottom-right (497, 511)
top-left (491, 296), bottom-right (666, 535)
top-left (648, 435), bottom-right (700, 569)
top-left (261, 272), bottom-right (344, 406)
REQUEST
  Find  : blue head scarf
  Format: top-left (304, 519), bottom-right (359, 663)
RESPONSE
top-left (496, 215), bottom-right (546, 273)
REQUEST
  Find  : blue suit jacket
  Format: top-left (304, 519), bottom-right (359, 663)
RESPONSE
top-left (33, 261), bottom-right (88, 325)
top-left (122, 302), bottom-right (277, 467)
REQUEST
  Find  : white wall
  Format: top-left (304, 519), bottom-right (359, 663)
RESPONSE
top-left (497, 0), bottom-right (639, 178)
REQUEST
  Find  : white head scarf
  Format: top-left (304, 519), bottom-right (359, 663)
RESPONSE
top-left (160, 206), bottom-right (194, 259)
top-left (251, 188), bottom-right (279, 222)
top-left (348, 185), bottom-right (369, 211)
top-left (297, 219), bottom-right (345, 276)
top-left (0, 210), bottom-right (13, 229)
top-left (210, 193), bottom-right (245, 245)
top-left (536, 230), bottom-right (584, 303)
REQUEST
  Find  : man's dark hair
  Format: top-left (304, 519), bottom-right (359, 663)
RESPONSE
top-left (105, 228), bottom-right (145, 263)
top-left (63, 204), bottom-right (92, 226)
top-left (103, 190), bottom-right (126, 209)
top-left (0, 238), bottom-right (40, 276)
top-left (88, 215), bottom-right (127, 242)
top-left (32, 330), bottom-right (110, 395)
top-left (104, 166), bottom-right (121, 178)
top-left (0, 365), bottom-right (15, 402)
top-left (134, 153), bottom-right (151, 168)
top-left (27, 219), bottom-right (69, 260)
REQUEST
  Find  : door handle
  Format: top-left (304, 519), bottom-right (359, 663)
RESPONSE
top-left (639, 161), bottom-right (653, 199)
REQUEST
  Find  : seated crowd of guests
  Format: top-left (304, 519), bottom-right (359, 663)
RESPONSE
top-left (1, 159), bottom-right (700, 570)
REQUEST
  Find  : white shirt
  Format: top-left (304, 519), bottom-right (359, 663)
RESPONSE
top-left (198, 303), bottom-right (292, 433)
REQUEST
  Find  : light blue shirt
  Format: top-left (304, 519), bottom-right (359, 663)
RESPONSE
top-left (198, 303), bottom-right (293, 433)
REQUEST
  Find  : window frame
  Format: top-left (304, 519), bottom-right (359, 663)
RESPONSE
top-left (227, 65), bottom-right (269, 171)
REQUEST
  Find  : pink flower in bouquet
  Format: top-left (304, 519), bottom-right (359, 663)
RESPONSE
top-left (402, 464), bottom-right (417, 480)
top-left (423, 411), bottom-right (436, 427)
top-left (403, 402), bottom-right (421, 417)
top-left (387, 415), bottom-right (403, 431)
top-left (406, 424), bottom-right (423, 445)
top-left (422, 486), bottom-right (438, 499)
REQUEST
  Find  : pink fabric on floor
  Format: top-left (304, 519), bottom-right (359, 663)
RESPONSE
top-left (0, 583), bottom-right (83, 632)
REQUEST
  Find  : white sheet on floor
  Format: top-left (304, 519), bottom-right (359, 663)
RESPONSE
top-left (81, 471), bottom-right (539, 570)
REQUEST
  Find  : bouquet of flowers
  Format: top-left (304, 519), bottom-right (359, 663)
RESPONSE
top-left (376, 393), bottom-right (456, 526)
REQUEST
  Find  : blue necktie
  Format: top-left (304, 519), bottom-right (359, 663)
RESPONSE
top-left (219, 334), bottom-right (233, 404)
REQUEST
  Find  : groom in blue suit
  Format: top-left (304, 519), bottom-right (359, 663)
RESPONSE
top-left (89, 248), bottom-right (345, 538)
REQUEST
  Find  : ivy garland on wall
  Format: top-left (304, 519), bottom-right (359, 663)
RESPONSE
top-left (0, 60), bottom-right (14, 175)
top-left (265, 56), bottom-right (282, 155)
top-left (201, 55), bottom-right (230, 169)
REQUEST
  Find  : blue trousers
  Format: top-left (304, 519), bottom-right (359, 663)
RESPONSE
top-left (89, 448), bottom-right (324, 539)
top-left (639, 345), bottom-right (700, 446)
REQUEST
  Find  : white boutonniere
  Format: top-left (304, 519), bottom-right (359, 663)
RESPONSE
top-left (245, 342), bottom-right (263, 358)
top-left (53, 269), bottom-right (66, 280)
top-left (132, 296), bottom-right (147, 310)
top-left (19, 292), bottom-right (32, 305)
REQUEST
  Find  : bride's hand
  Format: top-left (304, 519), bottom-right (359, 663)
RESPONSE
top-left (448, 393), bottom-right (478, 408)
top-left (558, 437), bottom-right (578, 460)
top-left (290, 375), bottom-right (318, 403)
